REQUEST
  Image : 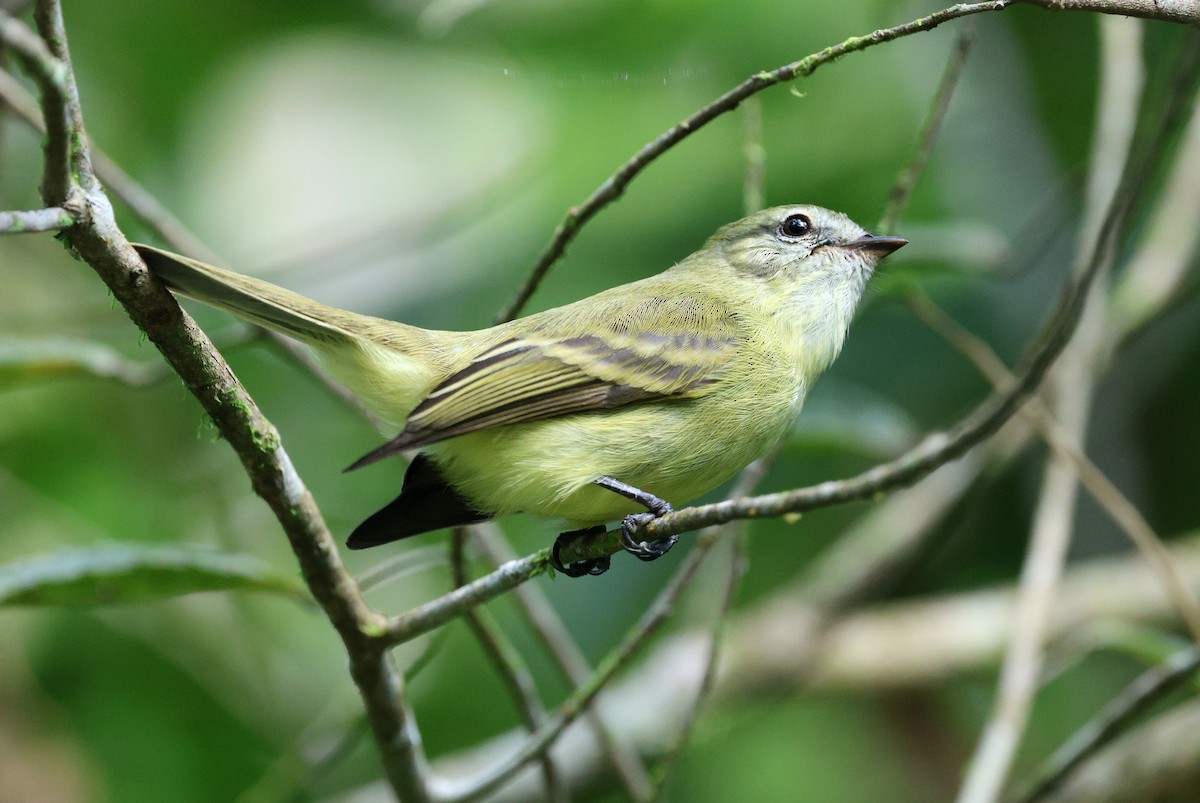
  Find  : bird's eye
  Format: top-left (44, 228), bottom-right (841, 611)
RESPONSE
top-left (779, 214), bottom-right (811, 238)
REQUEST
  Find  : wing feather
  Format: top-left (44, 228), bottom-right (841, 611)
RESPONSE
top-left (346, 296), bottom-right (740, 470)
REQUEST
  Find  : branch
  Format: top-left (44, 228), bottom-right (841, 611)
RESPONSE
top-left (6, 4), bottom-right (433, 798)
top-left (1030, 697), bottom-right (1200, 803)
top-left (1014, 646), bottom-right (1200, 803)
top-left (0, 205), bottom-right (72, 233)
top-left (473, 525), bottom-right (654, 802)
top-left (1018, 0), bottom-right (1200, 27)
top-left (495, 1), bottom-right (1010, 322)
top-left (957, 16), bottom-right (1148, 802)
top-left (450, 531), bottom-right (565, 803)
top-left (879, 20), bottom-right (977, 235)
top-left (0, 7), bottom-right (72, 209)
top-left (497, 0), bottom-right (1199, 324)
top-left (382, 552), bottom-right (550, 646)
top-left (909, 293), bottom-right (1200, 642)
top-left (421, 531), bottom-right (1200, 799)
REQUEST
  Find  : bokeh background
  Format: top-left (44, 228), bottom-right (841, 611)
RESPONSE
top-left (2, 0), bottom-right (1198, 801)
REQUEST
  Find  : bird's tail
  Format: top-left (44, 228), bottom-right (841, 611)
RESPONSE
top-left (134, 244), bottom-right (368, 346)
top-left (134, 243), bottom-right (443, 428)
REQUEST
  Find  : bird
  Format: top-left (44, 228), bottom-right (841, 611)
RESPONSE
top-left (134, 204), bottom-right (906, 575)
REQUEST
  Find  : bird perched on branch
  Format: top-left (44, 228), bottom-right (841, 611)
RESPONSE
top-left (135, 205), bottom-right (905, 576)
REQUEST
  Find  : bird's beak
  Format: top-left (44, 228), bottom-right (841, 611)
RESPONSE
top-left (838, 234), bottom-right (909, 256)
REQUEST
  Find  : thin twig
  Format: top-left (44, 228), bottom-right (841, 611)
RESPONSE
top-left (879, 20), bottom-right (977, 235)
top-left (438, 527), bottom-right (728, 803)
top-left (0, 205), bottom-right (72, 233)
top-left (495, 1), bottom-right (1010, 323)
top-left (909, 292), bottom-right (1200, 642)
top-left (472, 525), bottom-right (654, 802)
top-left (1012, 646), bottom-right (1200, 803)
top-left (11, 4), bottom-right (434, 798)
top-left (450, 530), bottom-right (566, 803)
top-left (382, 553), bottom-right (550, 646)
top-left (0, 7), bottom-right (71, 210)
top-left (957, 22), bottom-right (1197, 803)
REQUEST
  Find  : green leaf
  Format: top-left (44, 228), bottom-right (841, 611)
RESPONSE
top-left (0, 544), bottom-right (308, 607)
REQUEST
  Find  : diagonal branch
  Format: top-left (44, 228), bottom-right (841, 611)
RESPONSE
top-left (1013, 645), bottom-right (1200, 803)
top-left (909, 292), bottom-right (1200, 642)
top-left (450, 531), bottom-right (565, 803)
top-left (879, 20), bottom-right (977, 235)
top-left (496, 0), bottom-right (1200, 324)
top-left (4, 4), bottom-right (434, 798)
top-left (472, 525), bottom-right (655, 802)
top-left (495, 1), bottom-right (1010, 322)
top-left (956, 24), bottom-right (1200, 803)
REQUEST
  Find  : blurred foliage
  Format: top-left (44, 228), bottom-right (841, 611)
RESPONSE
top-left (2, 1), bottom-right (1199, 801)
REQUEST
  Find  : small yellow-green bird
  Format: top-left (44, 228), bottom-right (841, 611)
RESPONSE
top-left (135, 205), bottom-right (905, 575)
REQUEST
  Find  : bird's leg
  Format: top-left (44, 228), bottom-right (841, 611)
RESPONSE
top-left (551, 526), bottom-right (611, 577)
top-left (593, 475), bottom-right (679, 562)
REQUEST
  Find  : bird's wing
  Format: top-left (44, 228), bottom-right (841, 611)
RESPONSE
top-left (346, 296), bottom-right (739, 469)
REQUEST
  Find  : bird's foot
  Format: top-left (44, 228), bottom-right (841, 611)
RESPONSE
top-left (620, 511), bottom-right (679, 562)
top-left (550, 525), bottom-right (610, 577)
top-left (592, 476), bottom-right (677, 563)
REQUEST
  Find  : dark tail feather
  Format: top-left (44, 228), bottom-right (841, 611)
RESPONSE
top-left (346, 454), bottom-right (490, 549)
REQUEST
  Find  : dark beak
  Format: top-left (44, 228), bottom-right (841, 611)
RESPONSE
top-left (838, 235), bottom-right (908, 256)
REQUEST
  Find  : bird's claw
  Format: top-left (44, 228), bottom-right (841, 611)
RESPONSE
top-left (551, 526), bottom-right (611, 577)
top-left (620, 511), bottom-right (678, 562)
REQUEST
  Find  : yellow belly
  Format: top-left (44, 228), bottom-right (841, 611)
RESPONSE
top-left (429, 382), bottom-right (801, 526)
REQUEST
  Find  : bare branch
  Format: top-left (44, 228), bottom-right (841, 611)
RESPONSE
top-left (0, 205), bottom-right (71, 233)
top-left (450, 531), bottom-right (565, 803)
top-left (1018, 0), bottom-right (1200, 26)
top-left (0, 8), bottom-right (72, 208)
top-left (496, 0), bottom-right (1199, 324)
top-left (495, 1), bottom-right (1010, 322)
top-left (6, 5), bottom-right (433, 797)
top-left (383, 551), bottom-right (553, 646)
top-left (957, 24), bottom-right (1198, 803)
top-left (911, 293), bottom-right (1200, 641)
top-left (1031, 697), bottom-right (1200, 803)
top-left (1014, 646), bottom-right (1200, 803)
top-left (879, 21), bottom-right (977, 235)
top-left (473, 526), bottom-right (655, 802)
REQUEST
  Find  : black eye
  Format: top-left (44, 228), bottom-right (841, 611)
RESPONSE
top-left (779, 214), bottom-right (811, 238)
